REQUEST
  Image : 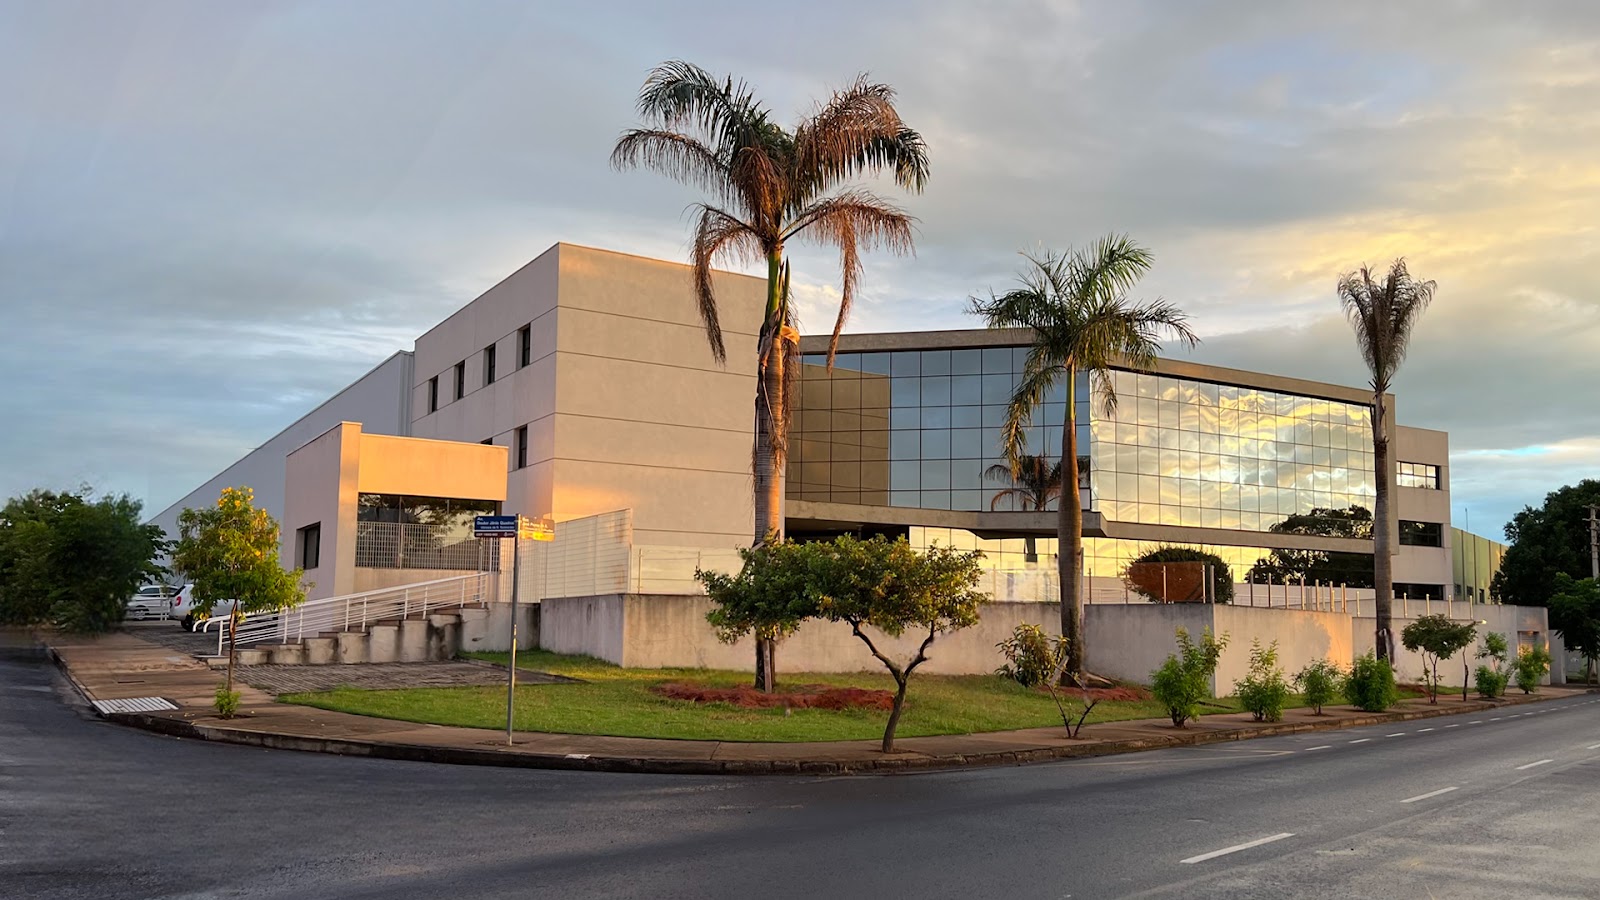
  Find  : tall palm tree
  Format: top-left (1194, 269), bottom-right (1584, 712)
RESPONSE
top-left (1337, 259), bottom-right (1436, 662)
top-left (984, 453), bottom-right (1063, 563)
top-left (971, 237), bottom-right (1197, 680)
top-left (613, 61), bottom-right (928, 690)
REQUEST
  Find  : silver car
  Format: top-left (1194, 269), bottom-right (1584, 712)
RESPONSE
top-left (123, 585), bottom-right (176, 620)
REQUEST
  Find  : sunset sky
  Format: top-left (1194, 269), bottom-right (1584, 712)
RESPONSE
top-left (2, 0), bottom-right (1596, 538)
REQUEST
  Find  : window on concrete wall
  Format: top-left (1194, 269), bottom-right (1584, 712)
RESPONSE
top-left (1397, 461), bottom-right (1440, 490)
top-left (1398, 520), bottom-right (1443, 547)
top-left (296, 522), bottom-right (321, 570)
top-left (427, 376), bottom-right (439, 413)
top-left (519, 325), bottom-right (532, 368)
top-left (1393, 582), bottom-right (1444, 602)
top-left (515, 425), bottom-right (528, 469)
top-left (484, 343), bottom-right (497, 384)
top-left (454, 360), bottom-right (466, 400)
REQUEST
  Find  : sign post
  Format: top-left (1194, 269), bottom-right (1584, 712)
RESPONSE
top-left (474, 514), bottom-right (553, 746)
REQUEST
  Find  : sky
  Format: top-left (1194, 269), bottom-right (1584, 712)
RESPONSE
top-left (2, 0), bottom-right (1596, 540)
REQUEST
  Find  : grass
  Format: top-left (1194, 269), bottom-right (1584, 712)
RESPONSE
top-left (279, 649), bottom-right (1295, 743)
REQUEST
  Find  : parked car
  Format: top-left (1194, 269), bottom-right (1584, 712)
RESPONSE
top-left (169, 584), bottom-right (242, 631)
top-left (123, 585), bottom-right (176, 620)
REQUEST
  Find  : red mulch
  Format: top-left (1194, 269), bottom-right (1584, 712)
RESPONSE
top-left (652, 682), bottom-right (896, 711)
top-left (1041, 685), bottom-right (1150, 702)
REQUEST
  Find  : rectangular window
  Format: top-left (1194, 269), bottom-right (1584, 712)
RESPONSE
top-left (427, 376), bottom-right (439, 413)
top-left (454, 360), bottom-right (466, 400)
top-left (296, 522), bottom-right (321, 570)
top-left (1398, 520), bottom-right (1443, 547)
top-left (519, 325), bottom-right (532, 368)
top-left (1397, 461), bottom-right (1440, 490)
top-left (515, 425), bottom-right (528, 469)
top-left (484, 344), bottom-right (497, 384)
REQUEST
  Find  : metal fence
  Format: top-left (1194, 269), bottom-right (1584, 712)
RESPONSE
top-left (354, 522), bottom-right (497, 571)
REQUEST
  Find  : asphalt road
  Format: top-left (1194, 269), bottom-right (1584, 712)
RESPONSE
top-left (6, 636), bottom-right (1600, 900)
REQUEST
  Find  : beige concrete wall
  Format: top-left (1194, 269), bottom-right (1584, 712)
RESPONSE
top-left (1354, 605), bottom-right (1554, 686)
top-left (355, 433), bottom-right (507, 501)
top-left (282, 422), bottom-right (361, 600)
top-left (539, 595), bottom-right (628, 664)
top-left (1084, 604), bottom-right (1216, 688)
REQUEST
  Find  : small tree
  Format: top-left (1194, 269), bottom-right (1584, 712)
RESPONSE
top-left (1549, 575), bottom-right (1600, 684)
top-left (0, 488), bottom-right (167, 633)
top-left (1343, 652), bottom-right (1400, 712)
top-left (696, 541), bottom-right (818, 693)
top-left (1124, 546), bottom-right (1234, 604)
top-left (1294, 659), bottom-right (1343, 715)
top-left (809, 535), bottom-right (989, 752)
top-left (1400, 614), bottom-right (1478, 703)
top-left (1514, 643), bottom-right (1551, 694)
top-left (1149, 627), bottom-right (1228, 727)
top-left (997, 624), bottom-right (1098, 738)
top-left (1235, 639), bottom-right (1290, 722)
top-left (171, 487), bottom-right (306, 716)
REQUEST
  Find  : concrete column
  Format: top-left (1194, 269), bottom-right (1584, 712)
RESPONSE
top-left (367, 625), bottom-right (400, 663)
top-left (335, 631), bottom-right (369, 664)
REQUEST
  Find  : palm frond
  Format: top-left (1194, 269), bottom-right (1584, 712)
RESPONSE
top-left (610, 129), bottom-right (728, 198)
top-left (785, 190), bottom-right (915, 363)
top-left (1000, 355), bottom-right (1060, 468)
top-left (794, 76), bottom-right (930, 195)
top-left (1337, 258), bottom-right (1436, 391)
top-left (690, 204), bottom-right (763, 363)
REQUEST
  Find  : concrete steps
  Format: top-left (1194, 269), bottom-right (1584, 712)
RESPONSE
top-left (203, 604), bottom-right (536, 668)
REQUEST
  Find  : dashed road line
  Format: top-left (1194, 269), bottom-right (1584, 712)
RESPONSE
top-left (1445, 724), bottom-right (1460, 728)
top-left (1400, 786), bottom-right (1458, 804)
top-left (1516, 759), bottom-right (1554, 770)
top-left (1180, 833), bottom-right (1296, 865)
top-left (1469, 721), bottom-right (1483, 725)
top-left (1305, 745), bottom-right (1332, 751)
top-left (1419, 727), bottom-right (1435, 732)
top-left (1387, 732), bottom-right (1406, 737)
top-left (1586, 743), bottom-right (1600, 750)
top-left (1349, 738), bottom-right (1371, 744)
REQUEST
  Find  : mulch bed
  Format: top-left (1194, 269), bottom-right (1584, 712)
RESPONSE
top-left (1041, 685), bottom-right (1150, 702)
top-left (653, 683), bottom-right (896, 711)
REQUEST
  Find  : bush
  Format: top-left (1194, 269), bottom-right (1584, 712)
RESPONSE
top-left (1343, 652), bottom-right (1400, 712)
top-left (214, 685), bottom-right (240, 719)
top-left (1149, 627), bottom-right (1229, 727)
top-left (1235, 639), bottom-right (1290, 722)
top-left (1514, 645), bottom-right (1551, 694)
top-left (1294, 658), bottom-right (1343, 715)
top-left (1474, 665), bottom-right (1508, 699)
top-left (997, 623), bottom-right (1067, 688)
top-left (1125, 546), bottom-right (1234, 604)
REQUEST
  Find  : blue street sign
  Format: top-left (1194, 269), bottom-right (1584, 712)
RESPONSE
top-left (473, 515), bottom-right (519, 538)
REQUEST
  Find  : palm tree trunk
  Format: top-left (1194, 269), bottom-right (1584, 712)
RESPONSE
top-left (750, 250), bottom-right (788, 691)
top-left (1060, 369), bottom-right (1084, 680)
top-left (1372, 388), bottom-right (1393, 662)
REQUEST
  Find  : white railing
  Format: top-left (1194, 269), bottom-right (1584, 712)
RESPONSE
top-left (202, 573), bottom-right (492, 654)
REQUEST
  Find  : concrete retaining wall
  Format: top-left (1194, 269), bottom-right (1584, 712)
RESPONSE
top-left (1354, 605), bottom-right (1559, 686)
top-left (458, 604), bottom-right (539, 653)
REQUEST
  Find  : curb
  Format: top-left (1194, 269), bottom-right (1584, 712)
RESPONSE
top-left (86, 687), bottom-right (1583, 777)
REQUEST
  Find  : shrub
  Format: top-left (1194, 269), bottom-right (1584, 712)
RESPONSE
top-left (1235, 639), bottom-right (1290, 722)
top-left (1514, 645), bottom-right (1551, 694)
top-left (1294, 658), bottom-right (1343, 715)
top-left (214, 685), bottom-right (240, 719)
top-left (1474, 665), bottom-right (1508, 699)
top-left (1400, 614), bottom-right (1478, 704)
top-left (1343, 652), bottom-right (1400, 712)
top-left (1149, 627), bottom-right (1229, 727)
top-left (997, 624), bottom-right (1067, 688)
top-left (1124, 546), bottom-right (1234, 604)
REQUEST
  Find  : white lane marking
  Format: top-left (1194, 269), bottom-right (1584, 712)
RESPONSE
top-left (1180, 833), bottom-right (1296, 865)
top-left (1516, 759), bottom-right (1554, 770)
top-left (1305, 745), bottom-right (1332, 751)
top-left (1469, 721), bottom-right (1483, 724)
top-left (1419, 728), bottom-right (1435, 732)
top-left (1446, 724), bottom-right (1460, 728)
top-left (1349, 738), bottom-right (1371, 744)
top-left (1387, 733), bottom-right (1407, 737)
top-left (1400, 786), bottom-right (1458, 804)
top-left (1491, 717), bottom-right (1503, 721)
top-left (1587, 743), bottom-right (1600, 750)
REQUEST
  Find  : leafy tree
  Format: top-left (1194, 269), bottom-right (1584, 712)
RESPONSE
top-left (1549, 575), bottom-right (1600, 683)
top-left (696, 540), bottom-right (818, 692)
top-left (984, 453), bottom-right (1064, 563)
top-left (1124, 545), bottom-right (1233, 604)
top-left (1337, 259), bottom-right (1436, 661)
top-left (171, 487), bottom-right (306, 716)
top-left (0, 488), bottom-right (167, 633)
top-left (1247, 506), bottom-right (1374, 588)
top-left (807, 535), bottom-right (989, 752)
top-left (1235, 639), bottom-right (1290, 722)
top-left (1343, 651), bottom-right (1400, 712)
top-left (1474, 632), bottom-right (1510, 698)
top-left (971, 238), bottom-right (1198, 679)
top-left (612, 60), bottom-right (929, 688)
top-left (1493, 479), bottom-right (1600, 606)
top-left (1294, 659), bottom-right (1343, 715)
top-left (1514, 644), bottom-right (1551, 694)
top-left (996, 623), bottom-right (1065, 688)
top-left (1400, 614), bottom-right (1477, 703)
top-left (1149, 627), bottom-right (1228, 727)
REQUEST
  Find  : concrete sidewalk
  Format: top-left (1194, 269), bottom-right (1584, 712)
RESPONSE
top-left (42, 629), bottom-right (1592, 776)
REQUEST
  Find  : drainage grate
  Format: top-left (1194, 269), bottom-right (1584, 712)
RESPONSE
top-left (93, 697), bottom-right (177, 715)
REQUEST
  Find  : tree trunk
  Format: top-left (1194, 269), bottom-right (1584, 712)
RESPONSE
top-left (750, 250), bottom-right (788, 691)
top-left (224, 606), bottom-right (239, 715)
top-left (1059, 370), bottom-right (1084, 680)
top-left (1372, 388), bottom-right (1393, 661)
top-left (882, 678), bottom-right (909, 753)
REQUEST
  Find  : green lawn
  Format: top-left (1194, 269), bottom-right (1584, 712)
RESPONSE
top-left (281, 650), bottom-right (1274, 743)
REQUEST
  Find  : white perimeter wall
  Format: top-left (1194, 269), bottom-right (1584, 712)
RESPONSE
top-left (146, 352), bottom-right (413, 543)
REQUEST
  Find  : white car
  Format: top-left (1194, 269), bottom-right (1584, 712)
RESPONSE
top-left (123, 585), bottom-right (176, 620)
top-left (169, 584), bottom-right (242, 631)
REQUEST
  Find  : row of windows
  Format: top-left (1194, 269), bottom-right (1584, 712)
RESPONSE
top-left (424, 323), bottom-right (535, 414)
top-left (1397, 461), bottom-right (1441, 490)
top-left (1398, 519), bottom-right (1443, 547)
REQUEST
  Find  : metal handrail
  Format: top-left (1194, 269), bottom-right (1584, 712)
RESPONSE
top-left (204, 573), bottom-right (492, 654)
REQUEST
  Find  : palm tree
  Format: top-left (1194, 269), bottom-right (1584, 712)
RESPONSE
top-left (984, 453), bottom-right (1063, 563)
top-left (971, 237), bottom-right (1197, 680)
top-left (1337, 259), bottom-right (1436, 662)
top-left (613, 61), bottom-right (929, 690)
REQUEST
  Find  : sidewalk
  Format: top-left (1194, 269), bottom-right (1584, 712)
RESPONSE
top-left (43, 629), bottom-right (1593, 776)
